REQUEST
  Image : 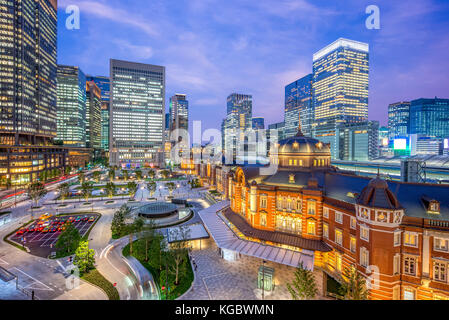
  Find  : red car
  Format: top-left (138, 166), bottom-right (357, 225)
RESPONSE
top-left (50, 226), bottom-right (58, 232)
top-left (88, 216), bottom-right (95, 223)
top-left (82, 215), bottom-right (89, 221)
top-left (16, 228), bottom-right (26, 235)
top-left (26, 225), bottom-right (37, 232)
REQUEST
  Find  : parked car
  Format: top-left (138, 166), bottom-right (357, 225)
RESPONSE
top-left (82, 215), bottom-right (89, 221)
top-left (88, 216), bottom-right (95, 223)
top-left (42, 226), bottom-right (50, 233)
top-left (16, 228), bottom-right (26, 235)
top-left (75, 216), bottom-right (81, 222)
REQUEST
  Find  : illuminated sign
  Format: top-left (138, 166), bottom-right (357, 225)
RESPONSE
top-left (381, 138), bottom-right (389, 146)
top-left (445, 139), bottom-right (449, 149)
top-left (393, 138), bottom-right (407, 150)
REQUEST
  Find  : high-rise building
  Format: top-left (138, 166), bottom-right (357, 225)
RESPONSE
top-left (56, 65), bottom-right (87, 147)
top-left (312, 38), bottom-right (369, 158)
top-left (223, 94), bottom-right (253, 160)
top-left (0, 0), bottom-right (64, 187)
top-left (168, 94), bottom-right (189, 152)
top-left (388, 101), bottom-right (410, 139)
top-left (284, 74), bottom-right (313, 138)
top-left (378, 126), bottom-right (391, 157)
top-left (252, 117), bottom-right (265, 130)
top-left (409, 135), bottom-right (442, 156)
top-left (86, 76), bottom-right (110, 153)
top-left (409, 98), bottom-right (449, 139)
top-left (86, 81), bottom-right (102, 156)
top-left (109, 59), bottom-right (165, 169)
top-left (336, 120), bottom-right (379, 161)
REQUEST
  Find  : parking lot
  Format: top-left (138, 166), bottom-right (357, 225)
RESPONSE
top-left (9, 213), bottom-right (100, 258)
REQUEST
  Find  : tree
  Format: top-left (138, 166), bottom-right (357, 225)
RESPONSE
top-left (111, 204), bottom-right (129, 237)
top-left (129, 217), bottom-right (144, 255)
top-left (286, 261), bottom-right (318, 300)
top-left (78, 172), bottom-right (85, 185)
top-left (127, 181), bottom-right (138, 198)
top-left (73, 240), bottom-right (96, 275)
top-left (64, 166), bottom-right (72, 175)
top-left (105, 182), bottom-right (115, 198)
top-left (338, 266), bottom-right (369, 300)
top-left (148, 169), bottom-right (155, 180)
top-left (135, 169), bottom-right (143, 180)
top-left (166, 182), bottom-right (176, 196)
top-left (27, 181), bottom-right (47, 207)
top-left (108, 168), bottom-right (115, 181)
top-left (55, 222), bottom-right (81, 254)
top-left (123, 170), bottom-right (129, 181)
top-left (140, 219), bottom-right (157, 262)
top-left (92, 171), bottom-right (101, 183)
top-left (58, 183), bottom-right (70, 203)
top-left (166, 225), bottom-right (191, 285)
top-left (80, 181), bottom-right (93, 202)
top-left (147, 181), bottom-right (156, 198)
top-left (160, 170), bottom-right (170, 179)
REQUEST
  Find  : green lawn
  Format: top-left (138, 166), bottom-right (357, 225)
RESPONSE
top-left (82, 269), bottom-right (120, 300)
top-left (122, 238), bottom-right (194, 300)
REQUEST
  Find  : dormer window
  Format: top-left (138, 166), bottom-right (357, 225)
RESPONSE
top-left (289, 174), bottom-right (295, 184)
top-left (293, 142), bottom-right (299, 149)
top-left (428, 200), bottom-right (440, 214)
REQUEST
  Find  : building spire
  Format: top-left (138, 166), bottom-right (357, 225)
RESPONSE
top-left (295, 109), bottom-right (304, 137)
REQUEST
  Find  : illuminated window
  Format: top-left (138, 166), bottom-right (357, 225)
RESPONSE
top-left (260, 196), bottom-right (267, 209)
top-left (350, 236), bottom-right (356, 253)
top-left (404, 231), bottom-right (418, 247)
top-left (393, 254), bottom-right (400, 275)
top-left (360, 247), bottom-right (369, 267)
top-left (323, 223), bottom-right (329, 238)
top-left (350, 217), bottom-right (356, 229)
top-left (307, 200), bottom-right (316, 215)
top-left (335, 229), bottom-right (343, 246)
top-left (307, 220), bottom-right (316, 235)
top-left (323, 207), bottom-right (329, 218)
top-left (360, 226), bottom-right (369, 241)
top-left (260, 213), bottom-right (267, 227)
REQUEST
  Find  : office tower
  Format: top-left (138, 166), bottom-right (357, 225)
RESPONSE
top-left (252, 117), bottom-right (265, 130)
top-left (312, 38), bottom-right (369, 158)
top-left (165, 113), bottom-right (170, 130)
top-left (223, 94), bottom-right (253, 160)
top-left (409, 98), bottom-right (449, 139)
top-left (56, 65), bottom-right (87, 147)
top-left (86, 76), bottom-right (110, 152)
top-left (284, 74), bottom-right (313, 138)
top-left (388, 101), bottom-right (410, 139)
top-left (409, 135), bottom-right (442, 156)
top-left (86, 81), bottom-right (102, 156)
top-left (168, 94), bottom-right (189, 153)
top-left (378, 126), bottom-right (391, 157)
top-left (336, 120), bottom-right (379, 161)
top-left (0, 0), bottom-right (65, 187)
top-left (109, 59), bottom-right (165, 169)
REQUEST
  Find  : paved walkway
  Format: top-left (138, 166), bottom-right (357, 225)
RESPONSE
top-left (180, 238), bottom-right (325, 300)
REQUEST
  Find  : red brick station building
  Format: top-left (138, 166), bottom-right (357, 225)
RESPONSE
top-left (189, 128), bottom-right (449, 300)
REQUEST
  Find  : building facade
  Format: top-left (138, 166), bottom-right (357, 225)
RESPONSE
top-left (336, 120), bottom-right (379, 161)
top-left (388, 101), bottom-right (410, 140)
top-left (312, 38), bottom-right (369, 158)
top-left (0, 0), bottom-right (64, 187)
top-left (284, 74), bottom-right (313, 138)
top-left (86, 81), bottom-right (102, 156)
top-left (109, 59), bottom-right (165, 169)
top-left (56, 65), bottom-right (87, 147)
top-left (223, 94), bottom-right (253, 161)
top-left (409, 98), bottom-right (449, 139)
top-left (86, 75), bottom-right (110, 153)
top-left (224, 128), bottom-right (449, 300)
top-left (252, 117), bottom-right (265, 130)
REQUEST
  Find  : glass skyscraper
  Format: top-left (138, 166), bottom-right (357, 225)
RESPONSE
top-left (86, 81), bottom-right (102, 154)
top-left (109, 59), bottom-right (165, 168)
top-left (252, 117), bottom-right (265, 130)
top-left (0, 0), bottom-right (65, 187)
top-left (56, 65), bottom-right (87, 147)
top-left (388, 101), bottom-right (410, 139)
top-left (86, 76), bottom-right (110, 152)
top-left (284, 74), bottom-right (313, 137)
top-left (336, 120), bottom-right (379, 161)
top-left (409, 98), bottom-right (449, 139)
top-left (312, 38), bottom-right (369, 158)
top-left (169, 94), bottom-right (189, 132)
top-left (223, 93), bottom-right (253, 160)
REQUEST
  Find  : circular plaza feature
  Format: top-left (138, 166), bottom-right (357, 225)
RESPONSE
top-left (137, 202), bottom-right (178, 218)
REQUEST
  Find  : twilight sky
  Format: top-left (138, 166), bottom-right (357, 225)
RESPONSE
top-left (57, 0), bottom-right (449, 135)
